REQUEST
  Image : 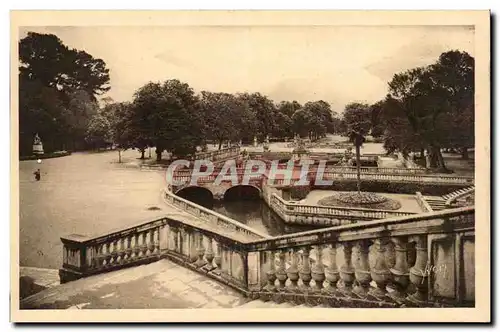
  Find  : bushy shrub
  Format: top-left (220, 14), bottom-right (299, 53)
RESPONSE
top-left (288, 185), bottom-right (311, 200)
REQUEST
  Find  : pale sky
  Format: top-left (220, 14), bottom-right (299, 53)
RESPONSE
top-left (19, 25), bottom-right (474, 112)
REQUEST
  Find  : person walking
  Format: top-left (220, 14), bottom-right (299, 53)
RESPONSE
top-left (34, 169), bottom-right (41, 181)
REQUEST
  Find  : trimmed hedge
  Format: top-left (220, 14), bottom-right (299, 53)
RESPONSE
top-left (312, 179), bottom-right (468, 196)
top-left (20, 151), bottom-right (71, 161)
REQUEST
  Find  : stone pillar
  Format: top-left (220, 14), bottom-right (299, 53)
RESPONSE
top-left (389, 236), bottom-right (410, 303)
top-left (339, 243), bottom-right (355, 295)
top-left (353, 240), bottom-right (372, 297)
top-left (369, 238), bottom-right (392, 300)
top-left (407, 236), bottom-right (429, 305)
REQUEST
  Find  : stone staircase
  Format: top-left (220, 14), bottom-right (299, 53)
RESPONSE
top-left (423, 196), bottom-right (447, 211)
top-left (442, 186), bottom-right (475, 202)
top-left (424, 186), bottom-right (475, 211)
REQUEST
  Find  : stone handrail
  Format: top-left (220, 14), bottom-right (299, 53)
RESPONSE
top-left (171, 167), bottom-right (473, 186)
top-left (194, 146), bottom-right (240, 162)
top-left (59, 215), bottom-right (259, 293)
top-left (310, 171), bottom-right (474, 185)
top-left (269, 192), bottom-right (415, 226)
top-left (163, 188), bottom-right (269, 240)
top-left (415, 191), bottom-right (434, 212)
top-left (59, 204), bottom-right (475, 307)
top-left (445, 187), bottom-right (475, 207)
top-left (243, 206), bottom-right (474, 307)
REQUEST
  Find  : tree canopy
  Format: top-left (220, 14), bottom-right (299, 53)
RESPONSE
top-left (19, 32), bottom-right (111, 155)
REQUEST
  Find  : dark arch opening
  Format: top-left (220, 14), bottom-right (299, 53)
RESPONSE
top-left (176, 186), bottom-right (214, 209)
top-left (224, 185), bottom-right (261, 202)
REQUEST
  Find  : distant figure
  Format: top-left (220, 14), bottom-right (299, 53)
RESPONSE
top-left (34, 169), bottom-right (41, 181)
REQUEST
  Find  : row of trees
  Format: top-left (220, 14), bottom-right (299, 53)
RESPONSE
top-left (341, 50), bottom-right (474, 170)
top-left (88, 82), bottom-right (341, 161)
top-left (19, 32), bottom-right (474, 171)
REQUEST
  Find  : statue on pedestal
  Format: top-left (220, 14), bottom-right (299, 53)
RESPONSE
top-left (253, 136), bottom-right (258, 147)
top-left (32, 133), bottom-right (44, 155)
top-left (263, 135), bottom-right (270, 152)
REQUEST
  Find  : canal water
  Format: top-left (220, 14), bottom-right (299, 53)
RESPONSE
top-left (177, 185), bottom-right (323, 237)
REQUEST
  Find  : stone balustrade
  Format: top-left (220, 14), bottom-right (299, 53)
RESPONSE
top-left (194, 146), bottom-right (240, 162)
top-left (316, 171), bottom-right (474, 185)
top-left (60, 205), bottom-right (475, 307)
top-left (163, 188), bottom-right (268, 240)
top-left (60, 218), bottom-right (167, 283)
top-left (246, 206), bottom-right (475, 307)
top-left (268, 193), bottom-right (415, 226)
top-left (171, 168), bottom-right (473, 187)
top-left (59, 216), bottom-right (260, 293)
top-left (60, 207), bottom-right (475, 307)
top-left (445, 186), bottom-right (476, 207)
top-left (415, 191), bottom-right (434, 212)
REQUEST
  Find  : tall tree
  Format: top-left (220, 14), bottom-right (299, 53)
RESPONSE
top-left (19, 32), bottom-right (110, 100)
top-left (277, 100), bottom-right (301, 118)
top-left (18, 32), bottom-right (111, 155)
top-left (238, 92), bottom-right (277, 141)
top-left (132, 80), bottom-right (203, 161)
top-left (85, 111), bottom-right (112, 150)
top-left (385, 50), bottom-right (474, 169)
top-left (200, 92), bottom-right (245, 149)
top-left (343, 102), bottom-right (372, 136)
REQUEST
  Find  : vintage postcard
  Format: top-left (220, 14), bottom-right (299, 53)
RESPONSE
top-left (10, 10), bottom-right (490, 323)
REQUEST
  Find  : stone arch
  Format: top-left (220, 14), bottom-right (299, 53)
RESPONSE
top-left (223, 185), bottom-right (261, 201)
top-left (175, 186), bottom-right (214, 208)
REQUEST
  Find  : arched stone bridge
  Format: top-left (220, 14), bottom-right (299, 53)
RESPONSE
top-left (172, 179), bottom-right (263, 201)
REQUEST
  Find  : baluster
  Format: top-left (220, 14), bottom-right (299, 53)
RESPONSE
top-left (131, 235), bottom-right (138, 259)
top-left (194, 233), bottom-right (207, 267)
top-left (324, 243), bottom-right (340, 294)
top-left (212, 240), bottom-right (222, 275)
top-left (109, 241), bottom-right (115, 264)
top-left (368, 238), bottom-right (392, 300)
top-left (286, 248), bottom-right (300, 291)
top-left (188, 230), bottom-right (198, 262)
top-left (388, 237), bottom-right (410, 304)
top-left (124, 236), bottom-right (131, 261)
top-left (136, 233), bottom-right (143, 257)
top-left (339, 242), bottom-right (355, 296)
top-left (116, 238), bottom-right (122, 264)
top-left (299, 246), bottom-right (312, 292)
top-left (407, 236), bottom-right (428, 305)
top-left (275, 250), bottom-right (287, 290)
top-left (172, 227), bottom-right (179, 252)
top-left (353, 239), bottom-right (371, 298)
top-left (203, 237), bottom-right (215, 271)
top-left (142, 232), bottom-right (149, 255)
top-left (148, 229), bottom-right (155, 254)
top-left (311, 245), bottom-right (326, 291)
top-left (102, 243), bottom-right (108, 266)
top-left (263, 251), bottom-right (277, 292)
top-left (153, 228), bottom-right (160, 253)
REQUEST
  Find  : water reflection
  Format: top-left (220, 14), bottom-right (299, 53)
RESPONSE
top-left (212, 200), bottom-right (318, 236)
top-left (178, 187), bottom-right (323, 237)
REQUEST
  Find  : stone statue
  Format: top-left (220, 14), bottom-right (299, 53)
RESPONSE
top-left (32, 133), bottom-right (44, 155)
top-left (425, 150), bottom-right (431, 169)
top-left (33, 133), bottom-right (41, 145)
top-left (253, 136), bottom-right (258, 147)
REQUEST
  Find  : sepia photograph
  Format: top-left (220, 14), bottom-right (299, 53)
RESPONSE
top-left (10, 10), bottom-right (490, 323)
